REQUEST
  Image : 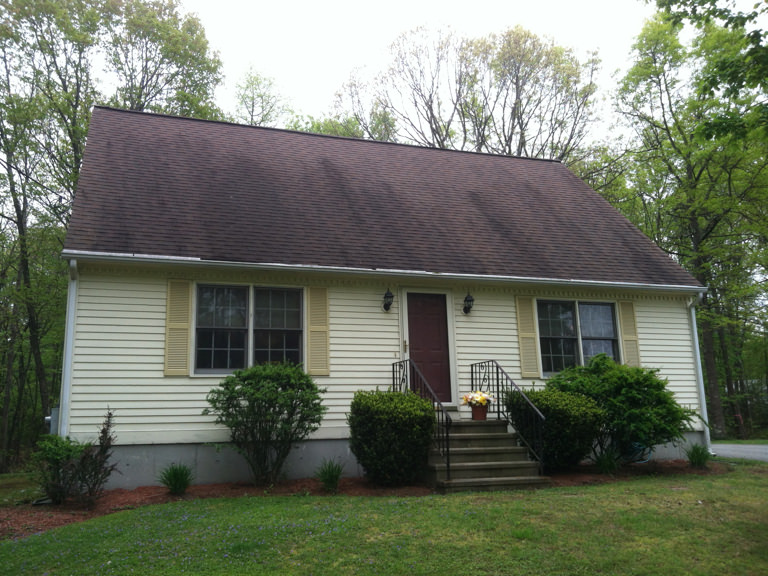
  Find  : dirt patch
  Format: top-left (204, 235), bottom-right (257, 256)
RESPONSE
top-left (0, 459), bottom-right (728, 541)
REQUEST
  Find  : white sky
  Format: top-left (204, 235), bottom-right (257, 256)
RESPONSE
top-left (180, 0), bottom-right (659, 120)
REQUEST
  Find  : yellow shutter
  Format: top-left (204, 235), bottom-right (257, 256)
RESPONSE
top-left (306, 287), bottom-right (330, 376)
top-left (618, 300), bottom-right (641, 367)
top-left (165, 280), bottom-right (191, 376)
top-left (516, 296), bottom-right (540, 378)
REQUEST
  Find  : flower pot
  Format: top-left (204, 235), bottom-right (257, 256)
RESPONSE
top-left (471, 404), bottom-right (488, 421)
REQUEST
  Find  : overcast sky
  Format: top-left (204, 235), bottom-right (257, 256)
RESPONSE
top-left (179, 0), bottom-right (660, 120)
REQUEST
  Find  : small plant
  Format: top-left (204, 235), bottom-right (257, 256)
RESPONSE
top-left (159, 463), bottom-right (194, 495)
top-left (685, 443), bottom-right (712, 469)
top-left (461, 391), bottom-right (493, 407)
top-left (315, 458), bottom-right (344, 493)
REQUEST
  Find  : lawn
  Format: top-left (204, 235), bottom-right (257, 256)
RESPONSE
top-left (1, 460), bottom-right (767, 576)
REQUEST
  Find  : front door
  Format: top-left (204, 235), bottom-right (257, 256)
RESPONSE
top-left (407, 293), bottom-right (452, 402)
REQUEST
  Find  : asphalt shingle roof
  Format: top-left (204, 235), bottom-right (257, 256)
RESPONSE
top-left (64, 107), bottom-right (700, 288)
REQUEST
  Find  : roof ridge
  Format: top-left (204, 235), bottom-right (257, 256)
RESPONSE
top-left (91, 105), bottom-right (562, 164)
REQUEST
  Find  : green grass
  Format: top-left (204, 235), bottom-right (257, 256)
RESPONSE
top-left (2, 462), bottom-right (768, 575)
top-left (0, 473), bottom-right (39, 507)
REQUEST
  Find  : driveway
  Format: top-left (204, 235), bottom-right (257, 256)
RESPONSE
top-left (711, 443), bottom-right (768, 462)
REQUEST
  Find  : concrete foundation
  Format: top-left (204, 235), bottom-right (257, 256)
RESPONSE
top-left (106, 438), bottom-right (362, 489)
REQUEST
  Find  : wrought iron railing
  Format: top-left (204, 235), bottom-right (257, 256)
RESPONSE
top-left (392, 359), bottom-right (453, 480)
top-left (470, 360), bottom-right (545, 470)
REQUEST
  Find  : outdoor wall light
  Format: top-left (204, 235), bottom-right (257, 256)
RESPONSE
top-left (463, 293), bottom-right (475, 314)
top-left (383, 289), bottom-right (394, 312)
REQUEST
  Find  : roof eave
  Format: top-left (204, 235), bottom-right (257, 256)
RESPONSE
top-left (62, 249), bottom-right (706, 295)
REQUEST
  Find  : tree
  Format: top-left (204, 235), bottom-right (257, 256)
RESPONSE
top-left (616, 13), bottom-right (768, 436)
top-left (657, 0), bottom-right (768, 135)
top-left (363, 26), bottom-right (599, 163)
top-left (105, 0), bottom-right (223, 119)
top-left (233, 69), bottom-right (290, 127)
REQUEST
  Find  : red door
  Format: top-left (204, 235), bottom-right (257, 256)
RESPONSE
top-left (407, 293), bottom-right (452, 402)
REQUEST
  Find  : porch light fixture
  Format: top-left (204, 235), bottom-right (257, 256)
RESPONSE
top-left (463, 293), bottom-right (475, 314)
top-left (383, 289), bottom-right (394, 312)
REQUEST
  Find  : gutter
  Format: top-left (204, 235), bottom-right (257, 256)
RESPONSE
top-left (688, 291), bottom-right (713, 454)
top-left (61, 249), bottom-right (704, 295)
top-left (58, 259), bottom-right (79, 436)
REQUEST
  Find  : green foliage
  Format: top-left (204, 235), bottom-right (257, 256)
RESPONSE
top-left (506, 388), bottom-right (604, 471)
top-left (347, 389), bottom-right (435, 486)
top-left (32, 435), bottom-right (85, 505)
top-left (32, 410), bottom-right (117, 505)
top-left (203, 363), bottom-right (326, 485)
top-left (158, 463), bottom-right (194, 496)
top-left (314, 458), bottom-right (344, 494)
top-left (547, 355), bottom-right (696, 465)
top-left (685, 443), bottom-right (712, 469)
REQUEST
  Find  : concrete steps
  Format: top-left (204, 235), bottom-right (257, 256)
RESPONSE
top-left (429, 419), bottom-right (549, 493)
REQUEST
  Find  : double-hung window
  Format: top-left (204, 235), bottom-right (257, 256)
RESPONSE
top-left (195, 285), bottom-right (302, 373)
top-left (537, 300), bottom-right (619, 374)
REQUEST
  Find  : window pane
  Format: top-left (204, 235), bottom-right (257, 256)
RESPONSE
top-left (582, 339), bottom-right (618, 364)
top-left (579, 303), bottom-right (616, 338)
top-left (537, 301), bottom-right (576, 337)
top-left (540, 336), bottom-right (578, 373)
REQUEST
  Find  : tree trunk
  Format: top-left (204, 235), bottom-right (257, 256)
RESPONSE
top-left (700, 316), bottom-right (726, 437)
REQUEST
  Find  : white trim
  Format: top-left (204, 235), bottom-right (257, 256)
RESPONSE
top-left (62, 250), bottom-right (705, 294)
top-left (689, 294), bottom-right (712, 451)
top-left (58, 260), bottom-right (79, 435)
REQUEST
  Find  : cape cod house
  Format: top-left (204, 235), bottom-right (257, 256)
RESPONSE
top-left (58, 106), bottom-right (709, 488)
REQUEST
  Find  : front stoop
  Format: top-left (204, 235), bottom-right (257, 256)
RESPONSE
top-left (429, 419), bottom-right (550, 493)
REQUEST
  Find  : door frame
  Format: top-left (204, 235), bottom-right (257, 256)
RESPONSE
top-left (400, 288), bottom-right (458, 405)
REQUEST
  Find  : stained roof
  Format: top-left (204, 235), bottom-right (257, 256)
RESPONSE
top-left (64, 107), bottom-right (700, 289)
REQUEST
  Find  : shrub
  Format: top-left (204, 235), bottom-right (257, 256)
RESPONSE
top-left (33, 435), bottom-right (84, 504)
top-left (347, 390), bottom-right (435, 486)
top-left (547, 354), bottom-right (696, 466)
top-left (506, 388), bottom-right (604, 471)
top-left (315, 458), bottom-right (344, 494)
top-left (33, 410), bottom-right (118, 505)
top-left (685, 443), bottom-right (712, 469)
top-left (203, 363), bottom-right (326, 485)
top-left (159, 463), bottom-right (194, 495)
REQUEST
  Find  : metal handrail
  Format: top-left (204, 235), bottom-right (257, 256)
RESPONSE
top-left (470, 360), bottom-right (545, 470)
top-left (392, 359), bottom-right (453, 480)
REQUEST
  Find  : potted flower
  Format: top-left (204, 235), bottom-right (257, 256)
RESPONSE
top-left (461, 391), bottom-right (493, 420)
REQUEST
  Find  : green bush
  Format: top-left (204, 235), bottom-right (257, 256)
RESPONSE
top-left (33, 435), bottom-right (84, 504)
top-left (159, 463), bottom-right (194, 495)
top-left (347, 390), bottom-right (435, 486)
top-left (547, 354), bottom-right (696, 465)
top-left (33, 410), bottom-right (117, 505)
top-left (506, 388), bottom-right (604, 471)
top-left (203, 363), bottom-right (327, 485)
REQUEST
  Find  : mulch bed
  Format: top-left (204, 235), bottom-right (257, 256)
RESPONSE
top-left (0, 459), bottom-right (728, 541)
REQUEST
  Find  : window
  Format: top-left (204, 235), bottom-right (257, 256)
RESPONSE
top-left (537, 301), bottom-right (618, 374)
top-left (195, 285), bottom-right (302, 373)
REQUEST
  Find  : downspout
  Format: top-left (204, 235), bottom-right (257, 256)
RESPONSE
top-left (689, 291), bottom-right (712, 454)
top-left (58, 259), bottom-right (78, 436)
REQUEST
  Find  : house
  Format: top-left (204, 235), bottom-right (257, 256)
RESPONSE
top-left (58, 106), bottom-right (709, 488)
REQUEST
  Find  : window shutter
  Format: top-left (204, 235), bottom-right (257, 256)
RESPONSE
top-left (618, 301), bottom-right (641, 367)
top-left (516, 296), bottom-right (540, 378)
top-left (165, 280), bottom-right (191, 376)
top-left (306, 287), bottom-right (330, 376)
